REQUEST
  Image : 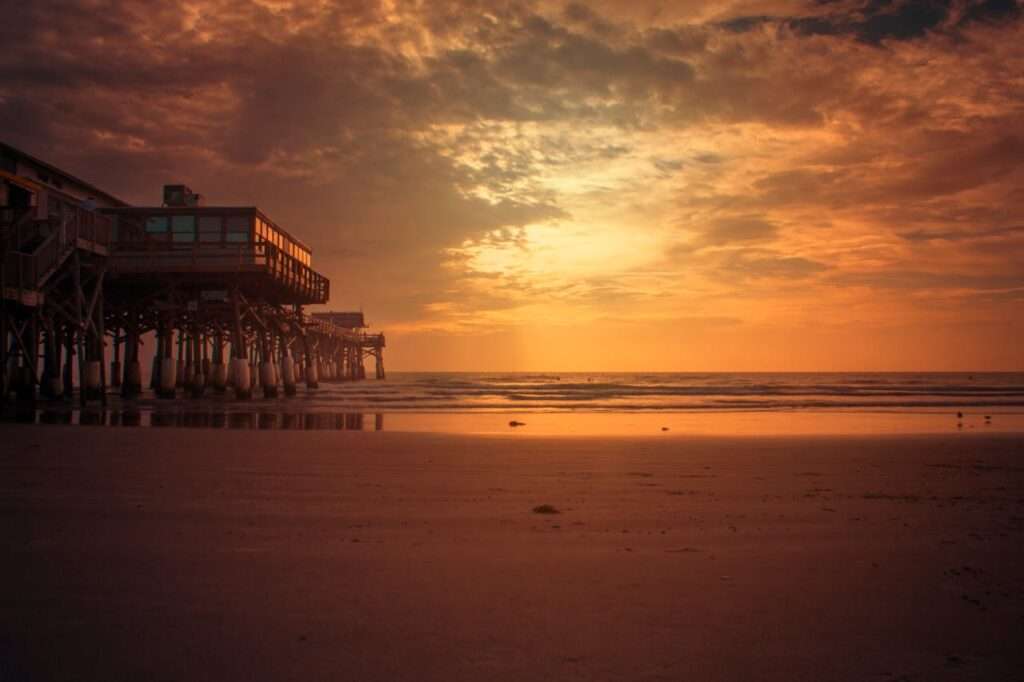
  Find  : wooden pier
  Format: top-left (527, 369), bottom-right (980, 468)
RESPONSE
top-left (1, 142), bottom-right (385, 406)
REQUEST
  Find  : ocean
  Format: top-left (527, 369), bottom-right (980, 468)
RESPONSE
top-left (5, 372), bottom-right (1024, 433)
top-left (306, 372), bottom-right (1024, 412)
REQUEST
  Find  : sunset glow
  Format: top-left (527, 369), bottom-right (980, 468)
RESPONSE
top-left (3, 0), bottom-right (1022, 370)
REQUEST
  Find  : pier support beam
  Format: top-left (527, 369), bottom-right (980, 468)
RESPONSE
top-left (63, 329), bottom-right (75, 399)
top-left (231, 292), bottom-right (251, 400)
top-left (211, 331), bottom-right (227, 393)
top-left (110, 325), bottom-right (122, 389)
top-left (41, 324), bottom-right (63, 399)
top-left (188, 326), bottom-right (205, 398)
top-left (156, 321), bottom-right (176, 399)
top-left (122, 326), bottom-right (142, 398)
top-left (260, 332), bottom-right (277, 399)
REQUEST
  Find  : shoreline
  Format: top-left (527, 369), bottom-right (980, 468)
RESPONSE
top-left (3, 404), bottom-right (1024, 436)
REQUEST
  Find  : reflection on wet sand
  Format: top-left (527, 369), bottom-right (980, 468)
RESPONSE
top-left (8, 408), bottom-right (384, 431)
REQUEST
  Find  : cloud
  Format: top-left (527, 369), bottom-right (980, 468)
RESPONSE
top-left (723, 0), bottom-right (1022, 45)
top-left (0, 0), bottom-right (1022, 367)
top-left (705, 248), bottom-right (830, 281)
top-left (830, 268), bottom-right (1024, 292)
top-left (701, 216), bottom-right (779, 244)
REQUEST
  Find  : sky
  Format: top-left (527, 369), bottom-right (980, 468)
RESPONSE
top-left (2, 0), bottom-right (1022, 371)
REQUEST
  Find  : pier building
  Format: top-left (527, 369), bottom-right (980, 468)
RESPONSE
top-left (1, 142), bottom-right (385, 405)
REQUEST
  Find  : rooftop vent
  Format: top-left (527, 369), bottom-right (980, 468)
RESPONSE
top-left (163, 184), bottom-right (204, 207)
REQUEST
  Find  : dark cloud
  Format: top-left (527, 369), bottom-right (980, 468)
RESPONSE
top-left (563, 1), bottom-right (620, 37)
top-left (720, 15), bottom-right (774, 33)
top-left (853, 0), bottom-right (951, 44)
top-left (958, 0), bottom-right (1022, 25)
top-left (643, 26), bottom-right (711, 56)
top-left (725, 0), bottom-right (1021, 45)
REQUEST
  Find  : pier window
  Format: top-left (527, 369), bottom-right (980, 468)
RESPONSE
top-left (199, 215), bottom-right (222, 242)
top-left (171, 215), bottom-right (196, 242)
top-left (226, 215), bottom-right (251, 243)
top-left (145, 215), bottom-right (170, 242)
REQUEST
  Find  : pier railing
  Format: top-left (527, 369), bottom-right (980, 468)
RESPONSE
top-left (108, 241), bottom-right (329, 303)
top-left (304, 317), bottom-right (386, 347)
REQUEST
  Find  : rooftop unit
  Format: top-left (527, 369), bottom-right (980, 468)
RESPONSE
top-left (163, 184), bottom-right (204, 208)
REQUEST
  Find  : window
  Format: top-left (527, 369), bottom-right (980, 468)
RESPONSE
top-left (145, 215), bottom-right (169, 241)
top-left (171, 215), bottom-right (195, 242)
top-left (199, 215), bottom-right (222, 242)
top-left (145, 216), bottom-right (168, 233)
top-left (226, 215), bottom-right (250, 243)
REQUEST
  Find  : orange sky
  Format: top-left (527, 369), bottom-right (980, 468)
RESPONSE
top-left (2, 0), bottom-right (1022, 370)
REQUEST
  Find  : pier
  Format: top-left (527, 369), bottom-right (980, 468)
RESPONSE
top-left (1, 142), bottom-right (385, 406)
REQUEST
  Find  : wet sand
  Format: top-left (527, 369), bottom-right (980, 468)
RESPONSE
top-left (1, 427), bottom-right (1023, 681)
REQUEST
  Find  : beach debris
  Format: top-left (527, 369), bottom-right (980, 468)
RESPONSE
top-left (509, 420), bottom-right (526, 427)
top-left (661, 426), bottom-right (669, 431)
top-left (957, 411), bottom-right (963, 419)
top-left (532, 504), bottom-right (560, 514)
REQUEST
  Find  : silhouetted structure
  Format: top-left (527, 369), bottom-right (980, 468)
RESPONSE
top-left (1, 142), bottom-right (385, 405)
top-left (311, 311), bottom-right (385, 379)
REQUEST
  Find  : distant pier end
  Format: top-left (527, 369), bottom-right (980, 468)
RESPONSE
top-left (311, 312), bottom-right (386, 380)
top-left (1, 141), bottom-right (386, 405)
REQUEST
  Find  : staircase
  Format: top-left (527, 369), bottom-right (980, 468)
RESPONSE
top-left (1, 201), bottom-right (111, 306)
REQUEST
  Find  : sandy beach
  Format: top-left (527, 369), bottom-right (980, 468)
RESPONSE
top-left (1, 426), bottom-right (1023, 681)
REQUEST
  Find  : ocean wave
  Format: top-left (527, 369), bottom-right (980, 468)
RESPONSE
top-left (304, 372), bottom-right (1024, 411)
